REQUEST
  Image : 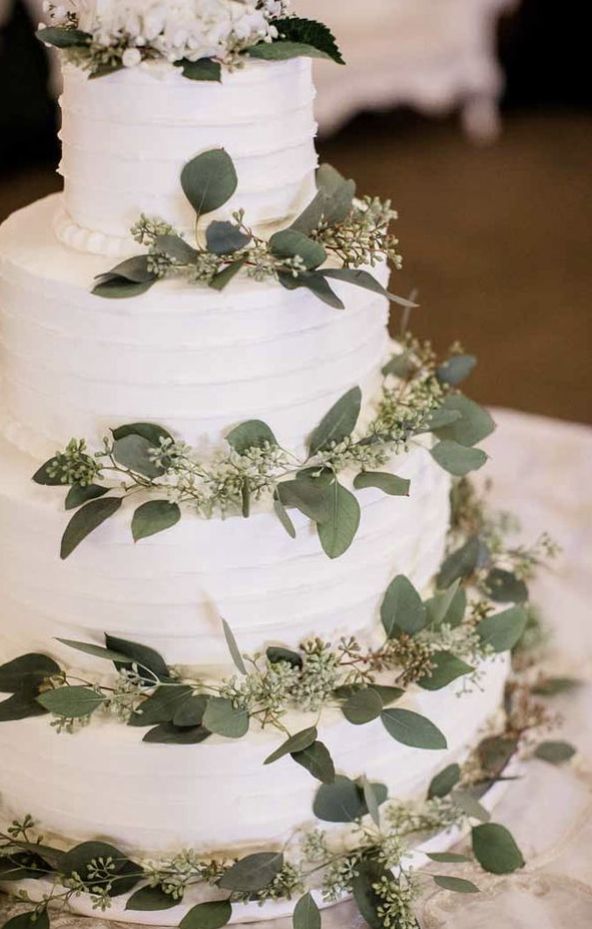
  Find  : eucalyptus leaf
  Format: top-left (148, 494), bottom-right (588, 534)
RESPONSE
top-left (105, 635), bottom-right (170, 682)
top-left (478, 735), bottom-right (519, 779)
top-left (93, 278), bottom-right (156, 299)
top-left (320, 269), bottom-right (418, 307)
top-left (351, 858), bottom-right (390, 929)
top-left (293, 892), bottom-right (321, 929)
top-left (181, 149), bottom-right (238, 217)
top-left (290, 191), bottom-right (326, 234)
top-left (278, 271), bottom-right (345, 309)
top-left (60, 497), bottom-right (122, 559)
top-left (471, 823), bottom-right (525, 874)
top-left (154, 234), bottom-right (198, 264)
top-left (209, 258), bottom-right (246, 291)
top-left (65, 483), bottom-right (109, 511)
top-left (418, 651), bottom-right (473, 691)
top-left (226, 420), bottom-right (277, 454)
top-left (95, 256), bottom-right (156, 284)
top-left (313, 775), bottom-right (386, 823)
top-left (202, 697), bottom-right (249, 739)
top-left (425, 580), bottom-right (463, 628)
top-left (360, 775), bottom-right (381, 827)
top-left (433, 875), bottom-right (479, 894)
top-left (317, 481), bottom-right (361, 559)
top-left (266, 646), bottom-right (303, 669)
top-left (309, 387), bottom-right (362, 454)
top-left (218, 852), bottom-right (284, 892)
top-left (37, 26), bottom-right (91, 47)
top-left (427, 852), bottom-right (470, 863)
top-left (113, 434), bottom-right (165, 479)
top-left (291, 741), bottom-right (336, 784)
top-left (111, 423), bottom-right (174, 446)
top-left (269, 229), bottom-right (326, 270)
top-left (277, 477), bottom-right (331, 524)
top-left (264, 727), bottom-right (317, 765)
top-left (381, 575), bottom-right (427, 638)
top-left (371, 685), bottom-right (404, 706)
top-left (423, 407), bottom-right (463, 432)
top-left (61, 841), bottom-right (141, 896)
top-left (451, 789), bottom-right (490, 823)
top-left (0, 654), bottom-right (60, 693)
top-left (477, 606), bottom-right (527, 653)
top-left (173, 695), bottom-right (209, 728)
top-left (32, 457), bottom-right (65, 486)
top-left (221, 619), bottom-right (247, 675)
top-left (534, 740), bottom-right (576, 764)
top-left (427, 763), bottom-right (461, 799)
top-left (0, 692), bottom-right (49, 722)
top-left (532, 677), bottom-right (582, 697)
top-left (132, 500), bottom-right (181, 542)
top-left (437, 536), bottom-right (488, 588)
top-left (2, 912), bottom-right (50, 929)
top-left (353, 472), bottom-right (410, 496)
top-left (37, 686), bottom-right (105, 719)
top-left (381, 708), bottom-right (447, 750)
top-left (342, 687), bottom-right (383, 725)
top-left (143, 722), bottom-right (211, 745)
top-left (273, 492), bottom-right (297, 539)
top-left (431, 440), bottom-right (488, 477)
top-left (126, 885), bottom-right (178, 911)
top-left (57, 639), bottom-right (131, 663)
top-left (206, 221), bottom-right (251, 255)
top-left (436, 354), bottom-right (477, 386)
top-left (128, 686), bottom-right (193, 727)
top-left (484, 568), bottom-right (529, 604)
top-left (382, 353), bottom-right (416, 379)
top-left (180, 901), bottom-right (232, 929)
top-left (176, 57), bottom-right (222, 82)
top-left (433, 395), bottom-right (495, 447)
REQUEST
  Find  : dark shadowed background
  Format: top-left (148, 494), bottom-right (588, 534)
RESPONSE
top-left (0, 0), bottom-right (590, 423)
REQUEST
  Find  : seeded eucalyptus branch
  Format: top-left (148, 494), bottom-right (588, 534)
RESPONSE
top-left (91, 149), bottom-right (408, 312)
top-left (32, 338), bottom-right (493, 560)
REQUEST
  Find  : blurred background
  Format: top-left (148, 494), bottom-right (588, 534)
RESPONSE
top-left (0, 0), bottom-right (590, 423)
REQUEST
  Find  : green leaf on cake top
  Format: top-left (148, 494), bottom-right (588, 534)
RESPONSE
top-left (247, 18), bottom-right (345, 65)
top-left (93, 149), bottom-right (407, 309)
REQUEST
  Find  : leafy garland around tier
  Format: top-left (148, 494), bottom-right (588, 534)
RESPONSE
top-left (38, 6), bottom-right (344, 80)
top-left (32, 337), bottom-right (494, 561)
top-left (90, 148), bottom-right (408, 310)
top-left (0, 658), bottom-right (578, 929)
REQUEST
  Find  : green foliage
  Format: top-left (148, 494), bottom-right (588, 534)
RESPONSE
top-left (308, 387), bottom-right (362, 454)
top-left (317, 481), bottom-right (361, 559)
top-left (381, 575), bottom-right (427, 638)
top-left (342, 687), bottom-right (384, 725)
top-left (477, 606), bottom-right (527, 653)
top-left (452, 790), bottom-right (490, 823)
top-left (471, 823), bottom-right (525, 874)
top-left (202, 697), bottom-right (249, 739)
top-left (433, 395), bottom-right (495, 447)
top-left (126, 885), bottom-right (178, 911)
top-left (532, 677), bottom-right (581, 696)
top-left (37, 26), bottom-right (90, 47)
top-left (181, 149), bottom-right (238, 217)
top-left (534, 740), bottom-right (576, 764)
top-left (2, 913), bottom-right (50, 929)
top-left (132, 500), bottom-right (181, 542)
top-left (37, 686), bottom-right (105, 719)
top-left (269, 18), bottom-right (344, 64)
top-left (264, 727), bottom-right (318, 765)
top-left (321, 268), bottom-right (417, 307)
top-left (154, 234), bottom-right (198, 264)
top-left (128, 686), bottom-right (194, 727)
top-left (226, 420), bottom-right (278, 454)
top-left (427, 852), bottom-right (470, 863)
top-left (437, 537), bottom-right (487, 588)
top-left (105, 635), bottom-right (170, 682)
top-left (293, 892), bottom-right (321, 929)
top-left (269, 229), bottom-right (326, 270)
top-left (180, 901), bottom-right (232, 929)
top-left (427, 763), bottom-right (461, 799)
top-left (292, 741), bottom-right (336, 784)
top-left (313, 775), bottom-right (387, 823)
top-left (93, 256), bottom-right (157, 298)
top-left (218, 852), bottom-right (284, 892)
top-left (0, 654), bottom-right (60, 693)
top-left (436, 354), bottom-right (477, 386)
top-left (206, 221), bottom-right (252, 255)
top-left (484, 568), bottom-right (528, 604)
top-left (113, 434), bottom-right (165, 479)
top-left (176, 58), bottom-right (222, 81)
top-left (431, 440), bottom-right (488, 477)
top-left (61, 841), bottom-right (141, 896)
top-left (433, 875), bottom-right (479, 894)
top-left (65, 483), bottom-right (109, 510)
top-left (418, 652), bottom-right (473, 691)
top-left (353, 471), bottom-right (410, 496)
top-left (60, 497), bottom-right (122, 559)
top-left (247, 40), bottom-right (336, 63)
top-left (381, 708), bottom-right (447, 750)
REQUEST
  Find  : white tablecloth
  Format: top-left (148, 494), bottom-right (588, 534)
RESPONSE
top-left (1, 409), bottom-right (591, 928)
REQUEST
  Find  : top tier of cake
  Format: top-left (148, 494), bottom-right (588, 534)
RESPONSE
top-left (56, 58), bottom-right (318, 255)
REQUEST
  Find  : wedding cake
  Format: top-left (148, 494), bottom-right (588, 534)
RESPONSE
top-left (0, 4), bottom-right (534, 928)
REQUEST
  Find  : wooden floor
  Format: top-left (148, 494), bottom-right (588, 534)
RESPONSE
top-left (1, 109), bottom-right (590, 425)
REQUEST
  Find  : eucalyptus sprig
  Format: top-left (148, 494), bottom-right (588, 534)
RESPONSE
top-left (32, 340), bottom-right (493, 560)
top-left (91, 149), bottom-right (409, 311)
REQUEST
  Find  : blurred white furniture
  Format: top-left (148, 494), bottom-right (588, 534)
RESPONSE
top-left (296, 0), bottom-right (518, 138)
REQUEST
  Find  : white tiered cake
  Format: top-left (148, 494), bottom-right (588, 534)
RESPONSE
top-left (0, 5), bottom-right (526, 928)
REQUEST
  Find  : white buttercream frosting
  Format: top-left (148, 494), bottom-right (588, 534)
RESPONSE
top-left (0, 195), bottom-right (389, 456)
top-left (57, 57), bottom-right (318, 254)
